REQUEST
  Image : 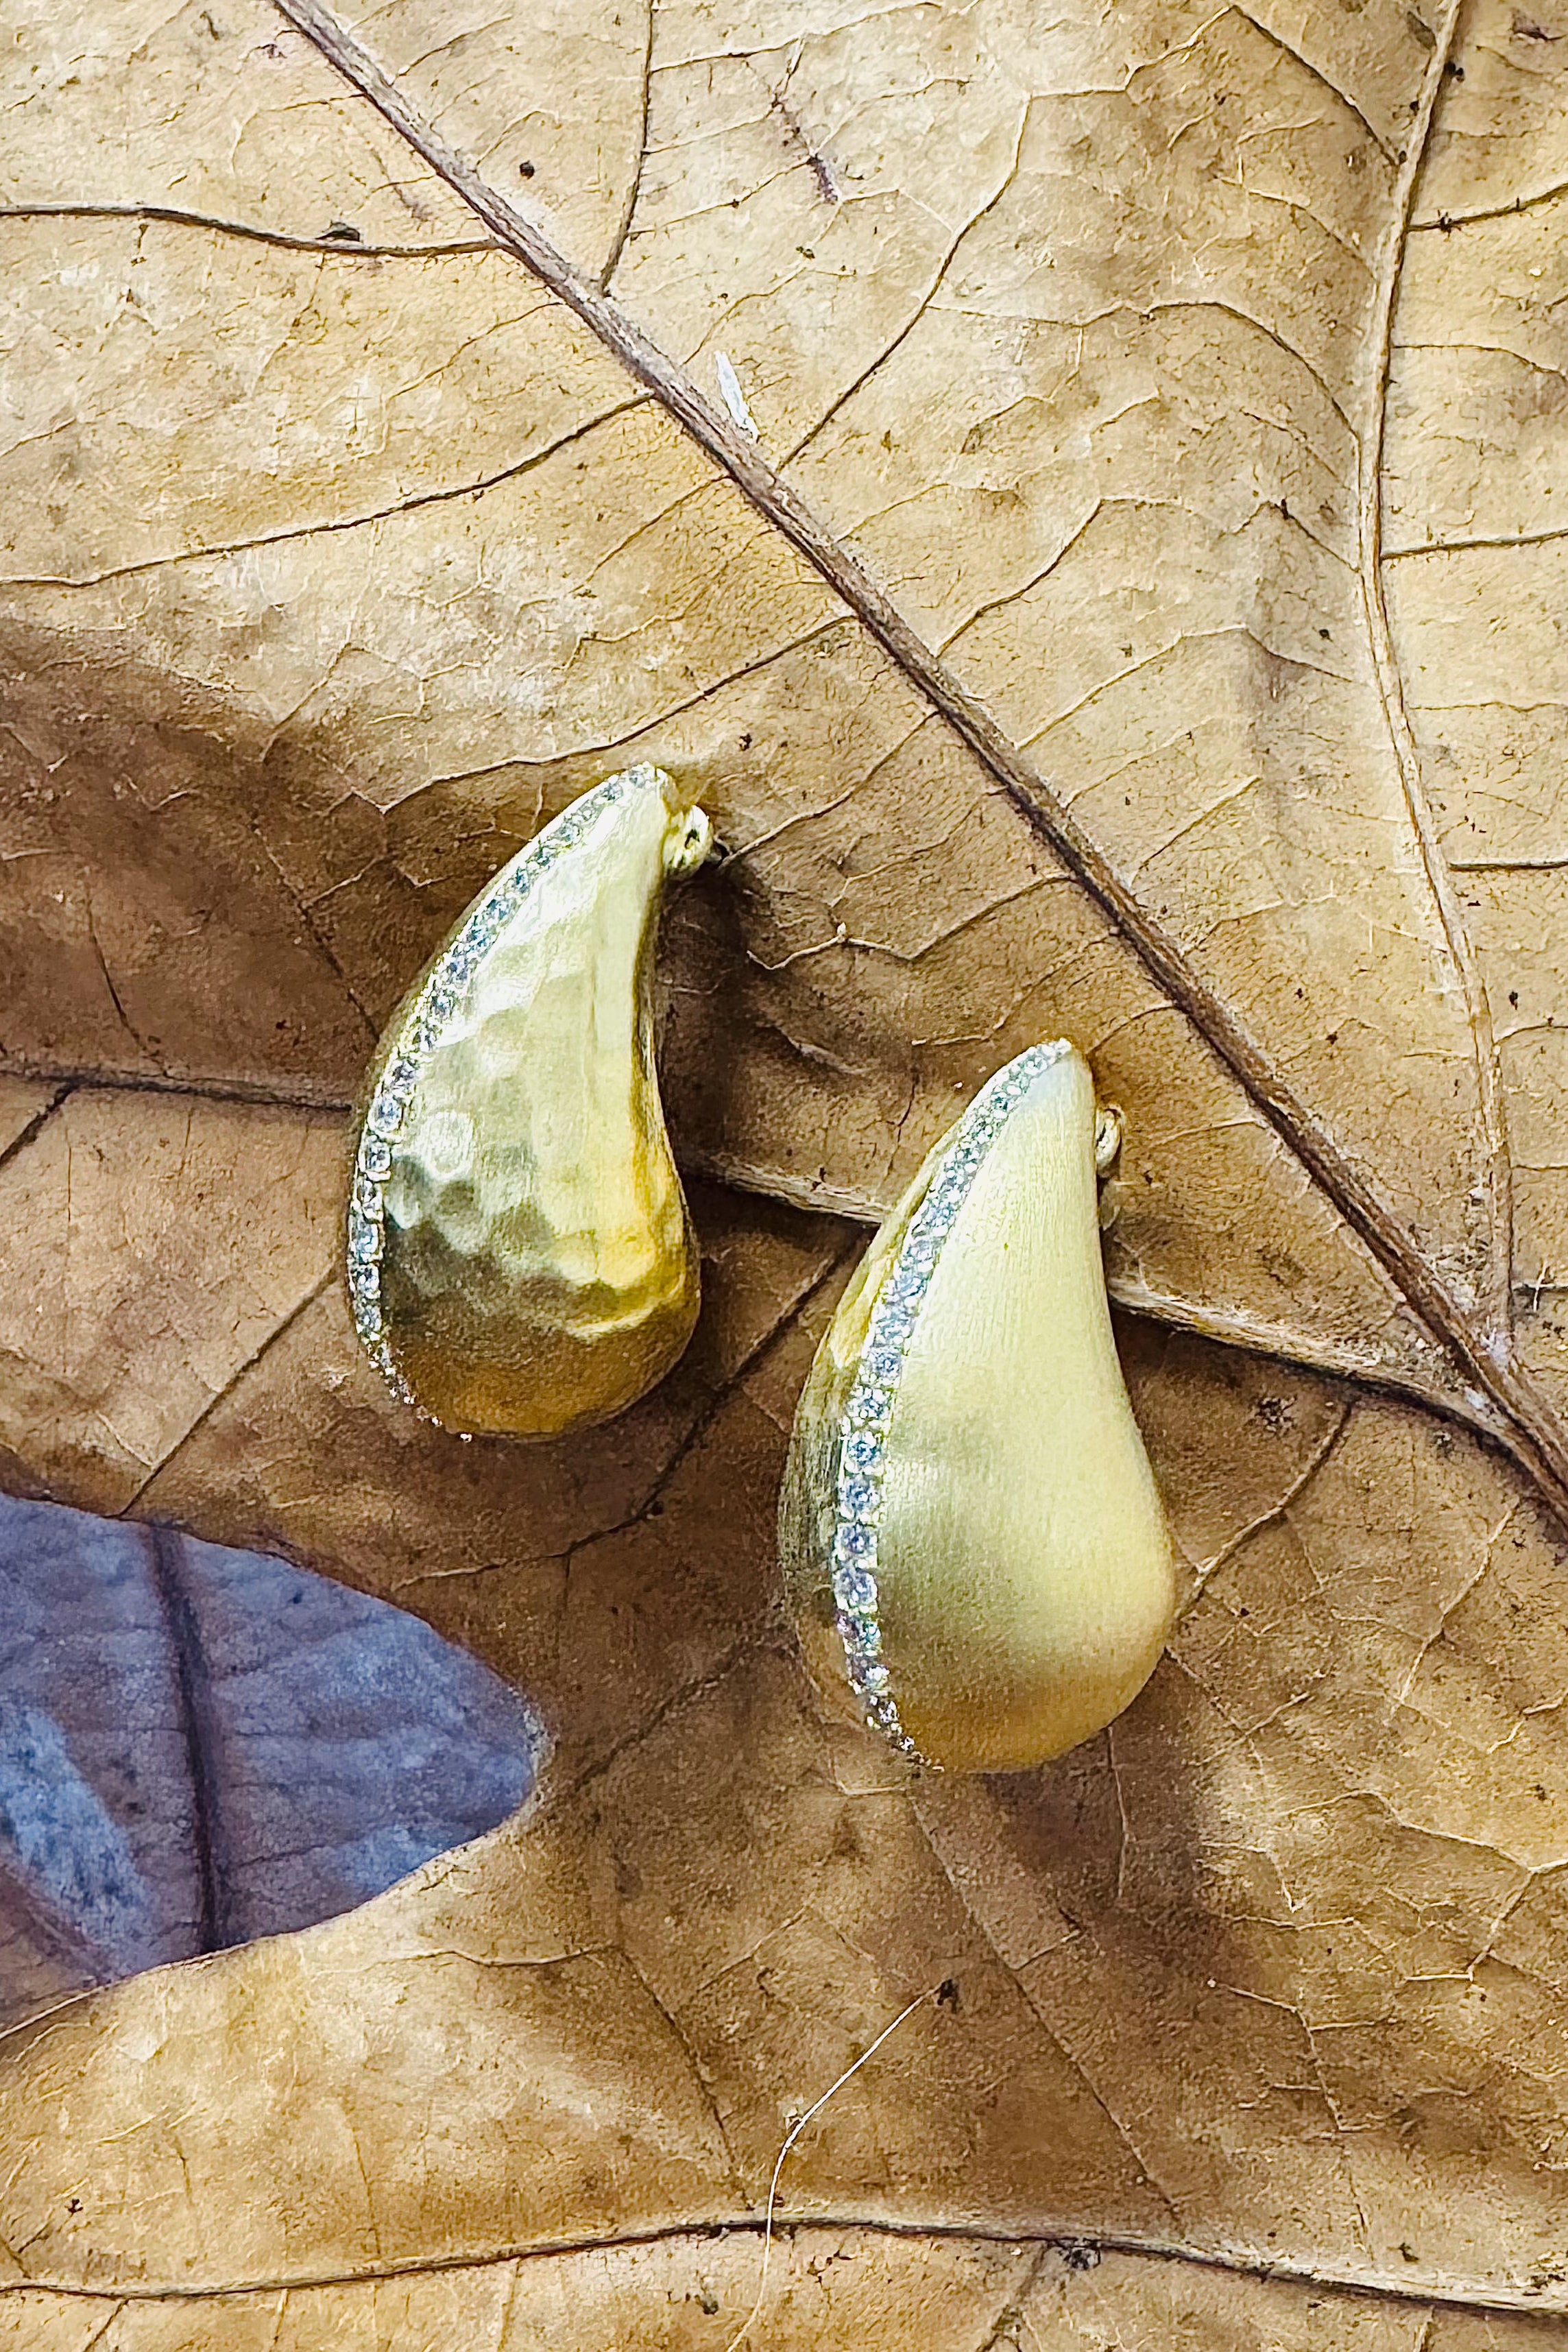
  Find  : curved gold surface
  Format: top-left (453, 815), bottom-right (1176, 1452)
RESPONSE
top-left (780, 1043), bottom-right (1177, 1773)
top-left (349, 767), bottom-right (710, 1439)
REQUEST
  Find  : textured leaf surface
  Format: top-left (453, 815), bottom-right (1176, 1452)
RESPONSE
top-left (2, 0), bottom-right (1568, 2341)
top-left (0, 1490), bottom-right (543, 2023)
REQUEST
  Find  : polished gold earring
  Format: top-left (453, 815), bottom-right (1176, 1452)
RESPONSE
top-left (780, 1041), bottom-right (1176, 1773)
top-left (346, 764), bottom-right (712, 1439)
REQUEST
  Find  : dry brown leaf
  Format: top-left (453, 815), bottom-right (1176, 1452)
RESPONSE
top-left (3, 0), bottom-right (1568, 2340)
top-left (12, 0), bottom-right (1568, 1452)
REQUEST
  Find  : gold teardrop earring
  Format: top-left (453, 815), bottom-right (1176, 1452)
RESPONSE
top-left (346, 763), bottom-right (712, 1439)
top-left (780, 1041), bottom-right (1176, 1773)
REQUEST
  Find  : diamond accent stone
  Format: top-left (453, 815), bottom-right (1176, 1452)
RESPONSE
top-left (348, 1213), bottom-right (381, 1263)
top-left (838, 1610), bottom-right (881, 1655)
top-left (846, 1384), bottom-right (893, 1430)
top-left (842, 1427), bottom-right (883, 1473)
top-left (835, 1563), bottom-right (878, 1612)
top-left (827, 1039), bottom-right (1071, 1766)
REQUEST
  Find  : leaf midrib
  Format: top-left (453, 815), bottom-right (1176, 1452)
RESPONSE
top-left (2, 2208), bottom-right (1562, 2320)
top-left (267, 0), bottom-right (1568, 1526)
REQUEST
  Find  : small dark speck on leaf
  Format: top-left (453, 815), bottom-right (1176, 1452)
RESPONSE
top-left (322, 221), bottom-right (363, 244)
top-left (1256, 1396), bottom-right (1292, 1433)
top-left (1061, 2243), bottom-right (1101, 2272)
top-left (519, 160), bottom-right (536, 177)
top-left (67, 2198), bottom-right (81, 2214)
top-left (1510, 989), bottom-right (1521, 1007)
top-left (739, 732), bottom-right (752, 749)
top-left (1401, 2242), bottom-right (1421, 2262)
top-left (937, 1976), bottom-right (961, 2012)
top-left (1445, 58), bottom-right (1465, 74)
top-left (1434, 1430), bottom-right (1455, 1455)
top-left (698, 2290), bottom-right (719, 2315)
top-left (1318, 626), bottom-right (1331, 640)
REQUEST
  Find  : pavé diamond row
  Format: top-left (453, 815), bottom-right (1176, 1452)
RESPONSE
top-left (830, 1041), bottom-right (1070, 1760)
top-left (344, 765), bottom-right (658, 1413)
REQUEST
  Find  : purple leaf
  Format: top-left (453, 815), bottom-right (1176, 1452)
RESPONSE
top-left (0, 1494), bottom-right (545, 2024)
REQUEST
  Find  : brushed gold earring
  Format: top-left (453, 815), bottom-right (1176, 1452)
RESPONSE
top-left (346, 764), bottom-right (712, 1439)
top-left (780, 1041), bottom-right (1176, 1773)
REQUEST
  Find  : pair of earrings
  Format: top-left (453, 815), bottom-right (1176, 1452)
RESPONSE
top-left (348, 765), bottom-right (1175, 1774)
